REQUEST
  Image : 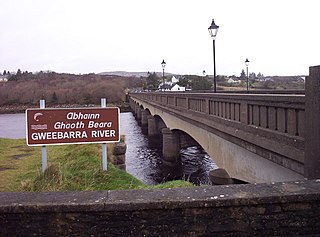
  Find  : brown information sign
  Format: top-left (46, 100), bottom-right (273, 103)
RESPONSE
top-left (26, 107), bottom-right (120, 146)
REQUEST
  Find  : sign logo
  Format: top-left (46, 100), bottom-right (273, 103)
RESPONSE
top-left (33, 112), bottom-right (43, 121)
top-left (26, 107), bottom-right (120, 146)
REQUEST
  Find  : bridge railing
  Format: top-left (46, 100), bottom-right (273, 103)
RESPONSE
top-left (132, 92), bottom-right (305, 139)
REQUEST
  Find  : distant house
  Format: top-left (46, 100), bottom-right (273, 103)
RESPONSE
top-left (158, 83), bottom-right (185, 92)
top-left (158, 83), bottom-right (172, 91)
top-left (170, 84), bottom-right (185, 91)
top-left (171, 76), bottom-right (180, 84)
top-left (0, 75), bottom-right (8, 82)
top-left (264, 77), bottom-right (272, 81)
top-left (227, 78), bottom-right (241, 84)
top-left (158, 75), bottom-right (185, 91)
top-left (227, 78), bottom-right (236, 84)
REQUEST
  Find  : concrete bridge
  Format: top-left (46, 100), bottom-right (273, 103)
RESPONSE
top-left (129, 65), bottom-right (320, 183)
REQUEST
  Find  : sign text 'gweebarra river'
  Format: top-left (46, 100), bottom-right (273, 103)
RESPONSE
top-left (26, 108), bottom-right (120, 146)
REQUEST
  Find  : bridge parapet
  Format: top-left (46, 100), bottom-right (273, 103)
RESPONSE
top-left (134, 93), bottom-right (305, 139)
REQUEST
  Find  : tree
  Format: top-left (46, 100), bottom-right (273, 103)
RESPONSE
top-left (182, 75), bottom-right (212, 90)
top-left (177, 76), bottom-right (190, 87)
top-left (51, 92), bottom-right (58, 104)
top-left (145, 72), bottom-right (160, 90)
top-left (257, 72), bottom-right (264, 79)
top-left (8, 69), bottom-right (23, 81)
top-left (192, 76), bottom-right (212, 90)
top-left (17, 69), bottom-right (22, 76)
top-left (8, 74), bottom-right (17, 81)
top-left (3, 70), bottom-right (6, 75)
top-left (240, 69), bottom-right (246, 80)
top-left (249, 72), bottom-right (256, 79)
top-left (249, 72), bottom-right (256, 84)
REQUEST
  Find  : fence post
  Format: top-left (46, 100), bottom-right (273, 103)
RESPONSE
top-left (305, 65), bottom-right (320, 179)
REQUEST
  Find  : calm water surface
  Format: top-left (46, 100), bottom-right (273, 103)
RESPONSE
top-left (0, 113), bottom-right (26, 138)
top-left (0, 112), bottom-right (217, 185)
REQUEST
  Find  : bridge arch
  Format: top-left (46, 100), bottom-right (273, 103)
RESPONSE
top-left (154, 115), bottom-right (167, 133)
top-left (171, 129), bottom-right (200, 149)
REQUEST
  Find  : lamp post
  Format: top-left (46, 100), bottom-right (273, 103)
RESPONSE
top-left (161, 59), bottom-right (166, 91)
top-left (202, 70), bottom-right (206, 77)
top-left (245, 58), bottom-right (250, 92)
top-left (208, 19), bottom-right (219, 93)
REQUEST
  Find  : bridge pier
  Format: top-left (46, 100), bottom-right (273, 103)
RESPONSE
top-left (140, 110), bottom-right (148, 133)
top-left (141, 110), bottom-right (148, 127)
top-left (136, 107), bottom-right (142, 124)
top-left (133, 103), bottom-right (138, 116)
top-left (147, 116), bottom-right (160, 148)
top-left (131, 101), bottom-right (137, 114)
top-left (161, 128), bottom-right (181, 166)
top-left (147, 116), bottom-right (158, 137)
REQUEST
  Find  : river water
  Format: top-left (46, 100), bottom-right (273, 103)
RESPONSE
top-left (0, 112), bottom-right (217, 185)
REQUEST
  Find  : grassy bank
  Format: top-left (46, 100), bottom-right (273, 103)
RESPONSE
top-left (0, 138), bottom-right (193, 192)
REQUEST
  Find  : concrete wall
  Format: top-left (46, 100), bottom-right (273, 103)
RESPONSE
top-left (1, 180), bottom-right (319, 236)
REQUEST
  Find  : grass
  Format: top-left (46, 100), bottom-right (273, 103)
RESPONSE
top-left (0, 138), bottom-right (193, 192)
top-left (0, 138), bottom-right (41, 191)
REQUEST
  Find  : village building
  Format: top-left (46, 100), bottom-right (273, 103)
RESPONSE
top-left (0, 75), bottom-right (8, 82)
top-left (158, 75), bottom-right (185, 92)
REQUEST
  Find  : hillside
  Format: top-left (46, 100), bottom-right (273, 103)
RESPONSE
top-left (0, 72), bottom-right (144, 106)
top-left (99, 71), bottom-right (174, 78)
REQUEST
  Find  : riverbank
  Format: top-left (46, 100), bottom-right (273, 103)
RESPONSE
top-left (0, 103), bottom-right (132, 114)
top-left (0, 138), bottom-right (193, 192)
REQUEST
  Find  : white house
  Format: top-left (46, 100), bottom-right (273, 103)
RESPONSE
top-left (158, 75), bottom-right (185, 91)
top-left (171, 76), bottom-right (179, 84)
top-left (227, 78), bottom-right (241, 84)
top-left (170, 84), bottom-right (185, 91)
top-left (0, 76), bottom-right (8, 82)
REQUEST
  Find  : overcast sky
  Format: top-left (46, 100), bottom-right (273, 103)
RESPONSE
top-left (0, 0), bottom-right (319, 76)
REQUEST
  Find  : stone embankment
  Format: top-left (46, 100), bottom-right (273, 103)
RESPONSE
top-left (110, 142), bottom-right (127, 170)
top-left (0, 105), bottom-right (32, 114)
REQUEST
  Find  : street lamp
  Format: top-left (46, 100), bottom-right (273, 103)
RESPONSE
top-left (208, 19), bottom-right (219, 93)
top-left (245, 58), bottom-right (250, 92)
top-left (202, 70), bottom-right (206, 77)
top-left (161, 59), bottom-right (166, 91)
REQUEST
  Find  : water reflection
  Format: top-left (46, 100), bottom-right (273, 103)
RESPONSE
top-left (121, 112), bottom-right (164, 184)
